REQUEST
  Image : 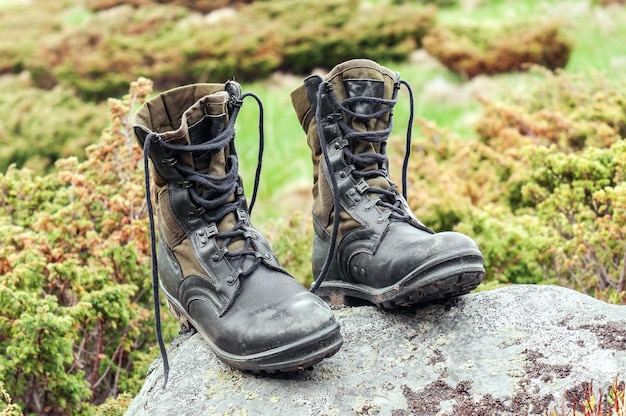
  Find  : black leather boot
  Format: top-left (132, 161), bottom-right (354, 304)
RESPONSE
top-left (291, 59), bottom-right (485, 308)
top-left (133, 82), bottom-right (342, 384)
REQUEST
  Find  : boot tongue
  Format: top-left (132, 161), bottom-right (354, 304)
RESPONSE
top-left (182, 92), bottom-right (245, 253)
top-left (181, 91), bottom-right (229, 175)
top-left (339, 77), bottom-right (392, 193)
top-left (343, 79), bottom-right (384, 123)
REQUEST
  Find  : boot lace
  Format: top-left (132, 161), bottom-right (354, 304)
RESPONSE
top-left (141, 92), bottom-right (265, 387)
top-left (311, 79), bottom-right (432, 293)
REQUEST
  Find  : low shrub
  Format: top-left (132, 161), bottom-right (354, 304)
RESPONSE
top-left (0, 2), bottom-right (66, 75)
top-left (31, 0), bottom-right (436, 100)
top-left (422, 20), bottom-right (572, 78)
top-left (476, 68), bottom-right (626, 154)
top-left (522, 142), bottom-right (626, 302)
top-left (248, 0), bottom-right (436, 73)
top-left (0, 76), bottom-right (107, 174)
top-left (0, 79), bottom-right (178, 414)
top-left (0, 381), bottom-right (22, 416)
top-left (400, 68), bottom-right (626, 302)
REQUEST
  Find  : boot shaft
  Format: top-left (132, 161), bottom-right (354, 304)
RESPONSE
top-left (291, 59), bottom-right (404, 237)
top-left (133, 82), bottom-right (246, 252)
top-left (133, 82), bottom-right (241, 185)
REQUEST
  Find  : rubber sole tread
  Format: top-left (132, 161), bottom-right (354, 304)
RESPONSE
top-left (317, 263), bottom-right (485, 309)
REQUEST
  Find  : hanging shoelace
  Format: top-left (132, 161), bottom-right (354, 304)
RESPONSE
top-left (141, 92), bottom-right (265, 388)
top-left (310, 79), bottom-right (427, 294)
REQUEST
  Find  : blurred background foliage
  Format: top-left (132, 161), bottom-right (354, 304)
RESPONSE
top-left (0, 0), bottom-right (625, 414)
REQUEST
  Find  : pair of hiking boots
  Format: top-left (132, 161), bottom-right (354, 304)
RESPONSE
top-left (133, 59), bottom-right (485, 384)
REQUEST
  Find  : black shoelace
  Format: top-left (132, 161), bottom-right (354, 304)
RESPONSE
top-left (310, 79), bottom-right (425, 294)
top-left (142, 92), bottom-right (265, 387)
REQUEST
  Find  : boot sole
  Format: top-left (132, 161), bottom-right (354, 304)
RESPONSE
top-left (163, 292), bottom-right (343, 373)
top-left (315, 254), bottom-right (485, 309)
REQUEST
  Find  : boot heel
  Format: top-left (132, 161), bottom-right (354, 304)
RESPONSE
top-left (165, 297), bottom-right (194, 333)
top-left (326, 291), bottom-right (346, 308)
top-left (319, 289), bottom-right (370, 309)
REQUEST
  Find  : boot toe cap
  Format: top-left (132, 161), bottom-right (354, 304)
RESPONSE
top-left (187, 269), bottom-right (342, 369)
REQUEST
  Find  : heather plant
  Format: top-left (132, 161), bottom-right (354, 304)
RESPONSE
top-left (247, 0), bottom-right (436, 73)
top-left (0, 78), bottom-right (178, 414)
top-left (0, 1), bottom-right (67, 76)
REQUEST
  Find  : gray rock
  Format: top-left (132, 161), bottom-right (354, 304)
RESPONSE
top-left (125, 285), bottom-right (626, 416)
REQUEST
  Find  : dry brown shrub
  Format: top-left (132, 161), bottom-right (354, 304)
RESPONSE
top-left (423, 20), bottom-right (572, 78)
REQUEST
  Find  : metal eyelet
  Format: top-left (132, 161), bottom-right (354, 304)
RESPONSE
top-left (161, 158), bottom-right (177, 167)
top-left (178, 180), bottom-right (192, 189)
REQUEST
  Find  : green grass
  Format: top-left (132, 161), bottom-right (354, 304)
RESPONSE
top-left (233, 78), bottom-right (314, 222)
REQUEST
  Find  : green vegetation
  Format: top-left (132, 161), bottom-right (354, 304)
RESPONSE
top-left (0, 77), bottom-right (106, 173)
top-left (21, 0), bottom-right (436, 101)
top-left (0, 0), bottom-right (625, 414)
top-left (547, 376), bottom-right (626, 416)
top-left (408, 68), bottom-right (626, 300)
top-left (0, 80), bottom-right (179, 415)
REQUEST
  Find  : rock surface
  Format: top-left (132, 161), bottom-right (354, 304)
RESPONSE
top-left (125, 285), bottom-right (626, 416)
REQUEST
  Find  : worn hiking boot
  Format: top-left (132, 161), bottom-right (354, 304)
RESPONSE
top-left (133, 82), bottom-right (342, 384)
top-left (291, 59), bottom-right (485, 308)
